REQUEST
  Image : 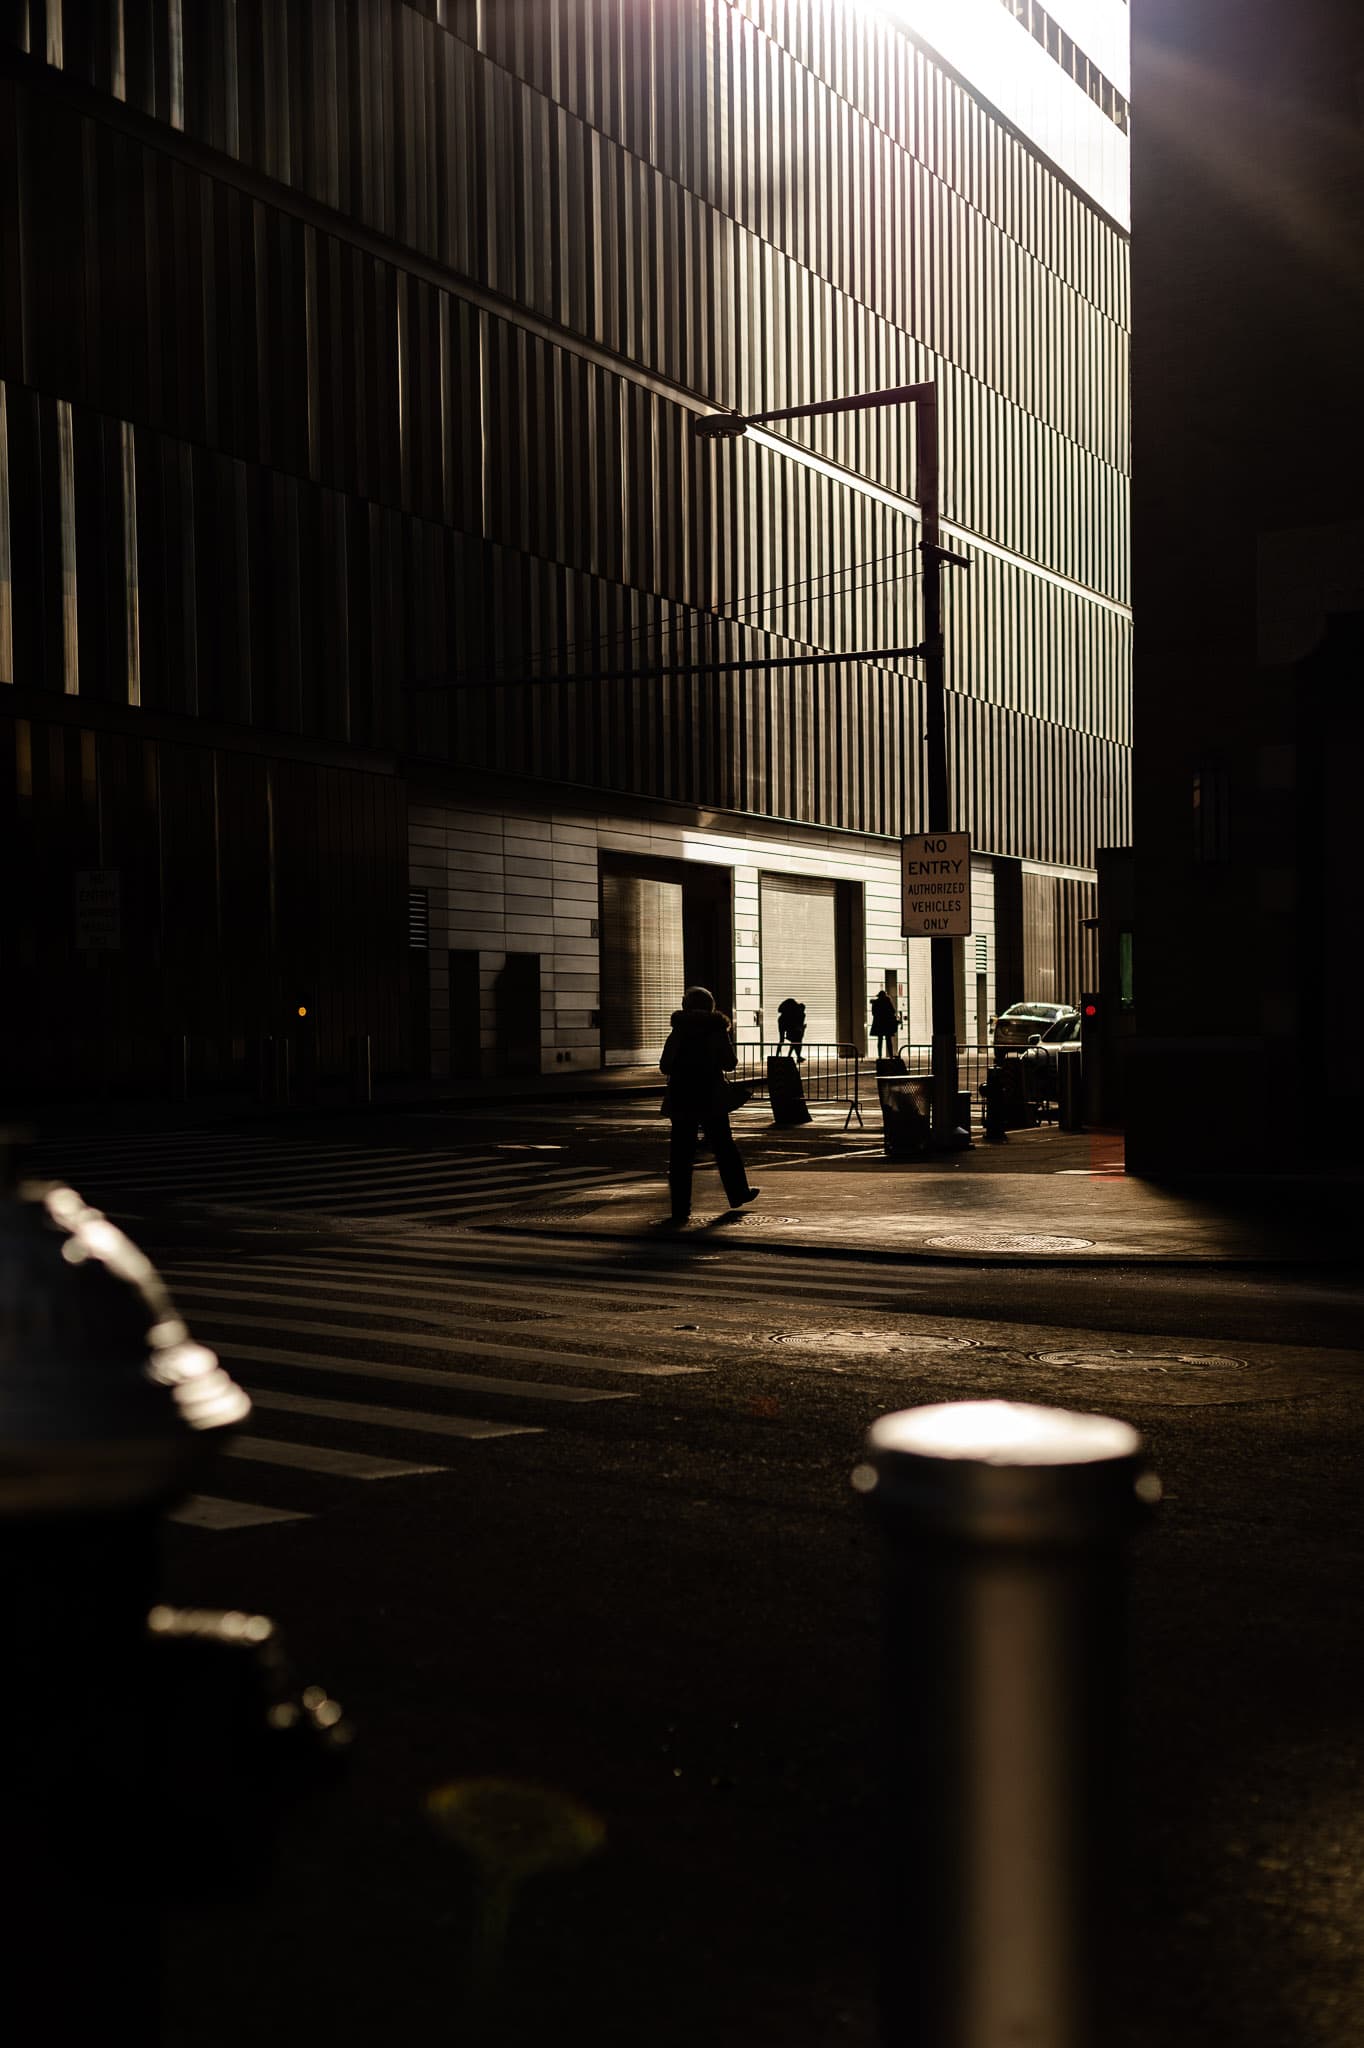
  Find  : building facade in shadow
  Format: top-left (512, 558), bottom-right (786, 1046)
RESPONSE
top-left (1128, 0), bottom-right (1364, 1171)
top-left (0, 3), bottom-right (1130, 1099)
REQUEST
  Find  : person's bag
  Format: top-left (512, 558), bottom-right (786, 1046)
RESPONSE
top-left (713, 1077), bottom-right (753, 1114)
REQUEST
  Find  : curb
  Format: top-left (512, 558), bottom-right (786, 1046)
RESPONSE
top-left (472, 1219), bottom-right (1355, 1272)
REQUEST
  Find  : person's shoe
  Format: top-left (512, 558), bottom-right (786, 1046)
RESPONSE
top-left (734, 1186), bottom-right (761, 1207)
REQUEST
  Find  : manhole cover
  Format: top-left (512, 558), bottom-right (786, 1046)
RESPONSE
top-left (1037, 1350), bottom-right (1248, 1373)
top-left (734, 1214), bottom-right (802, 1225)
top-left (769, 1329), bottom-right (983, 1354)
top-left (927, 1232), bottom-right (1095, 1253)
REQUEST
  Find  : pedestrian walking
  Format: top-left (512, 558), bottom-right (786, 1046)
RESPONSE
top-left (775, 996), bottom-right (807, 1063)
top-left (659, 986), bottom-right (760, 1225)
top-left (870, 989), bottom-right (901, 1060)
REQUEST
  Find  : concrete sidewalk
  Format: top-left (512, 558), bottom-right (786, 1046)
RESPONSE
top-left (489, 1124), bottom-right (1362, 1267)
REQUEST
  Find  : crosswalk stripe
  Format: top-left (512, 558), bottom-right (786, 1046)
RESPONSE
top-left (74, 1155), bottom-right (528, 1196)
top-left (39, 1147), bottom-right (504, 1187)
top-left (206, 1318), bottom-right (701, 1379)
top-left (61, 1156), bottom-right (596, 1199)
top-left (168, 1274), bottom-right (752, 1356)
top-left (38, 1134), bottom-right (508, 1166)
top-left (214, 1339), bottom-right (638, 1400)
top-left (170, 1496), bottom-right (311, 1529)
top-left (247, 1387), bottom-right (540, 1441)
top-left (186, 1242), bottom-right (909, 1307)
top-left (225, 1437), bottom-right (444, 1480)
top-left (408, 1234), bottom-right (900, 1284)
top-left (169, 1269), bottom-right (632, 1320)
top-left (162, 1251), bottom-right (895, 1317)
top-left (167, 1235), bottom-right (872, 1283)
top-left (307, 1171), bottom-right (631, 1217)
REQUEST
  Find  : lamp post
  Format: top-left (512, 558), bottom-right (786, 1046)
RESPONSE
top-left (693, 383), bottom-right (969, 1143)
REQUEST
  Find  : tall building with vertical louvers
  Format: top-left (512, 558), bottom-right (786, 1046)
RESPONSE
top-left (0, 1), bottom-right (1129, 1095)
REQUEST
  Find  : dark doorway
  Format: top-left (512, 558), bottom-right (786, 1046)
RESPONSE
top-left (682, 889), bottom-right (733, 1018)
top-left (449, 950), bottom-right (481, 1075)
top-left (409, 952), bottom-right (431, 1080)
top-left (493, 953), bottom-right (541, 1075)
top-left (834, 879), bottom-right (866, 1048)
top-left (598, 852), bottom-right (733, 1063)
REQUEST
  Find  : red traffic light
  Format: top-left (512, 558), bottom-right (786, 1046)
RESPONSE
top-left (1084, 1001), bottom-right (1098, 1018)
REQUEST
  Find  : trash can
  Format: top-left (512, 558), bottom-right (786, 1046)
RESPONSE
top-left (878, 1075), bottom-right (934, 1158)
top-left (992, 1056), bottom-right (1036, 1131)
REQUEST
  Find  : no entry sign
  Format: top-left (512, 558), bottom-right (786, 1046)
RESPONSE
top-left (900, 832), bottom-right (972, 936)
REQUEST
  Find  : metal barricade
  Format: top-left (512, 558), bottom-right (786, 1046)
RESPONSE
top-left (733, 1043), bottom-right (1023, 1133)
top-left (733, 1043), bottom-right (864, 1127)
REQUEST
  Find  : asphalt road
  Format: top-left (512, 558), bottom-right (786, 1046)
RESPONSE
top-left (28, 1105), bottom-right (1364, 2046)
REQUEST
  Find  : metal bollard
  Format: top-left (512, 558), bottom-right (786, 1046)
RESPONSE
top-left (981, 1063), bottom-right (1009, 1142)
top-left (856, 1400), bottom-right (1159, 2048)
top-left (1057, 1056), bottom-right (1082, 1132)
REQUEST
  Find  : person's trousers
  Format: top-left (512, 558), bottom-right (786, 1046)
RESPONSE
top-left (668, 1113), bottom-right (750, 1218)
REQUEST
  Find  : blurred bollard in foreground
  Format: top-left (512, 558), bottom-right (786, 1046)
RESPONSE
top-left (0, 1166), bottom-right (249, 2034)
top-left (856, 1400), bottom-right (1159, 2048)
top-left (0, 1161), bottom-right (348, 2039)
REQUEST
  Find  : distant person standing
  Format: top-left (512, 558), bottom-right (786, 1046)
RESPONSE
top-left (870, 989), bottom-right (900, 1060)
top-left (659, 987), bottom-right (759, 1225)
top-left (775, 997), bottom-right (807, 1063)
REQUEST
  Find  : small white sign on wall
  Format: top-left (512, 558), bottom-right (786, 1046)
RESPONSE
top-left (900, 833), bottom-right (972, 936)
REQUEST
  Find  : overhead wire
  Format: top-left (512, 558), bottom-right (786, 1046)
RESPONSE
top-left (482, 547), bottom-right (925, 685)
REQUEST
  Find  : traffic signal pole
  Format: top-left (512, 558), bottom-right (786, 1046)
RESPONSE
top-left (695, 382), bottom-right (968, 1145)
top-left (914, 389), bottom-right (965, 1144)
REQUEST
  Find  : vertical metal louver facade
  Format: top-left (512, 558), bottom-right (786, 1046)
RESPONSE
top-left (0, 0), bottom-right (1130, 875)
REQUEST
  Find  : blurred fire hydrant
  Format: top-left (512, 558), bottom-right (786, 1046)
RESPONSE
top-left (0, 1163), bottom-right (349, 2040)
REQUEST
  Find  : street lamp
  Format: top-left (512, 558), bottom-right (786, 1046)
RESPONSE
top-left (694, 384), bottom-right (970, 1145)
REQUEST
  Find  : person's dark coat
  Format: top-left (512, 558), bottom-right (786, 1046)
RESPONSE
top-left (659, 1008), bottom-right (738, 1122)
top-left (870, 993), bottom-right (899, 1036)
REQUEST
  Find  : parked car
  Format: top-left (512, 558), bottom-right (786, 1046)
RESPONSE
top-left (991, 1003), bottom-right (1082, 1110)
top-left (1014, 1012), bottom-right (1082, 1089)
top-left (991, 1002), bottom-right (1080, 1061)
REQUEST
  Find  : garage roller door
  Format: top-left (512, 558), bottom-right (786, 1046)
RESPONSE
top-left (760, 875), bottom-right (838, 1045)
top-left (600, 872), bottom-right (685, 1065)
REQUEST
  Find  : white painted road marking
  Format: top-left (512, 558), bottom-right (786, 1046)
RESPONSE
top-left (215, 1338), bottom-right (635, 1402)
top-left (246, 1387), bottom-right (541, 1441)
top-left (169, 1496), bottom-right (311, 1530)
top-left (225, 1437), bottom-right (446, 1480)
